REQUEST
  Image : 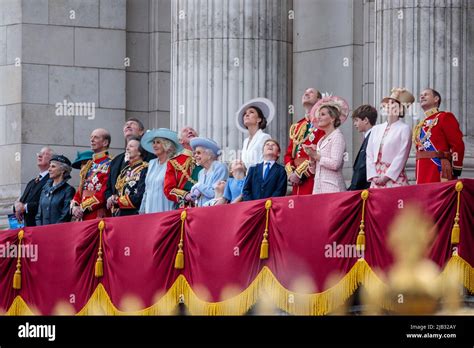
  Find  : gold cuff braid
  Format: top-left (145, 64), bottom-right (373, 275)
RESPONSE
top-left (294, 160), bottom-right (310, 178)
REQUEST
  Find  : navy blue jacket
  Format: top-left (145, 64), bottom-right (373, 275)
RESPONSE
top-left (348, 133), bottom-right (371, 191)
top-left (35, 179), bottom-right (76, 225)
top-left (243, 162), bottom-right (288, 201)
top-left (17, 174), bottom-right (50, 226)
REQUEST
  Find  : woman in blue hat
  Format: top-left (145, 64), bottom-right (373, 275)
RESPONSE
top-left (189, 137), bottom-right (229, 207)
top-left (35, 155), bottom-right (76, 225)
top-left (139, 128), bottom-right (182, 213)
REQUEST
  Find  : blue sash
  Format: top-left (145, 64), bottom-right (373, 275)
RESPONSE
top-left (419, 128), bottom-right (441, 173)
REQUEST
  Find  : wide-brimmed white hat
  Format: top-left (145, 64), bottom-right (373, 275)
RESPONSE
top-left (190, 137), bottom-right (222, 157)
top-left (235, 97), bottom-right (275, 133)
top-left (141, 128), bottom-right (183, 154)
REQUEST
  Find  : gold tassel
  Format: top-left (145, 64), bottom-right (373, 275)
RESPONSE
top-left (13, 230), bottom-right (24, 290)
top-left (260, 200), bottom-right (272, 260)
top-left (356, 190), bottom-right (369, 253)
top-left (95, 220), bottom-right (105, 278)
top-left (174, 210), bottom-right (187, 269)
top-left (356, 233), bottom-right (365, 251)
top-left (451, 181), bottom-right (463, 245)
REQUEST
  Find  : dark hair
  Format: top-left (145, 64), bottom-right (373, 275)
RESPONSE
top-left (352, 105), bottom-right (378, 126)
top-left (244, 106), bottom-right (267, 130)
top-left (264, 139), bottom-right (281, 154)
top-left (321, 105), bottom-right (342, 128)
top-left (315, 90), bottom-right (322, 100)
top-left (127, 118), bottom-right (145, 132)
top-left (428, 88), bottom-right (442, 107)
top-left (127, 136), bottom-right (146, 159)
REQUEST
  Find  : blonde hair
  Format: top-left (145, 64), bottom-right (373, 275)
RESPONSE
top-left (228, 160), bottom-right (247, 177)
top-left (154, 137), bottom-right (177, 159)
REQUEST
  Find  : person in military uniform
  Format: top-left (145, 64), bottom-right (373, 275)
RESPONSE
top-left (70, 128), bottom-right (112, 221)
top-left (163, 126), bottom-right (203, 207)
top-left (413, 88), bottom-right (465, 184)
top-left (284, 88), bottom-right (325, 195)
top-left (110, 137), bottom-right (148, 216)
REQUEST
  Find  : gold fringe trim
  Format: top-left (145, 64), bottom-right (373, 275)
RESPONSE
top-left (440, 254), bottom-right (474, 293)
top-left (5, 257), bottom-right (473, 316)
top-left (6, 296), bottom-right (34, 315)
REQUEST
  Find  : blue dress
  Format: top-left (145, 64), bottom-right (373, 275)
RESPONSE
top-left (140, 159), bottom-right (175, 213)
top-left (223, 177), bottom-right (246, 202)
top-left (191, 161), bottom-right (228, 207)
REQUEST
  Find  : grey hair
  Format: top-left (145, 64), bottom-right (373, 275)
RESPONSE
top-left (203, 148), bottom-right (218, 161)
top-left (154, 137), bottom-right (177, 159)
top-left (51, 160), bottom-right (72, 181)
top-left (42, 146), bottom-right (55, 157)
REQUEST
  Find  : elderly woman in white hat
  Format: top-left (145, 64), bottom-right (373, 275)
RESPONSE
top-left (139, 128), bottom-right (183, 213)
top-left (236, 98), bottom-right (274, 170)
top-left (304, 95), bottom-right (349, 194)
top-left (366, 88), bottom-right (414, 188)
top-left (189, 137), bottom-right (229, 207)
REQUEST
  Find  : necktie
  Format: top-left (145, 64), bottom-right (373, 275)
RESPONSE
top-left (263, 162), bottom-right (271, 181)
top-left (35, 175), bottom-right (42, 183)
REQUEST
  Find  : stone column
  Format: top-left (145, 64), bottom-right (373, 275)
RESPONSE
top-left (375, 0), bottom-right (474, 179)
top-left (292, 0), bottom-right (365, 181)
top-left (126, 0), bottom-right (172, 129)
top-left (171, 0), bottom-right (293, 158)
top-left (0, 0), bottom-right (127, 226)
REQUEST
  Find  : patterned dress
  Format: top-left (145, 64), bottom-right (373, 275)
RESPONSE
top-left (370, 125), bottom-right (409, 188)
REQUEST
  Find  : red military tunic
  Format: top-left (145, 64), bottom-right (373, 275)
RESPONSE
top-left (284, 117), bottom-right (325, 195)
top-left (163, 149), bottom-right (202, 207)
top-left (413, 108), bottom-right (465, 184)
top-left (71, 151), bottom-right (112, 220)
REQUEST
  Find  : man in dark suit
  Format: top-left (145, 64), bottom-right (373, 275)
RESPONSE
top-left (243, 139), bottom-right (288, 201)
top-left (14, 147), bottom-right (54, 226)
top-left (348, 105), bottom-right (378, 190)
top-left (105, 118), bottom-right (156, 209)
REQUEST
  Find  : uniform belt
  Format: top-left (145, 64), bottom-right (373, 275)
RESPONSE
top-left (416, 151), bottom-right (453, 180)
top-left (415, 151), bottom-right (452, 160)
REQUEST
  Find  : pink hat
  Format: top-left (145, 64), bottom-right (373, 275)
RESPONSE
top-left (310, 95), bottom-right (349, 124)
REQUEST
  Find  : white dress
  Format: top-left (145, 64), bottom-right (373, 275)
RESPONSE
top-left (241, 129), bottom-right (272, 169)
top-left (140, 159), bottom-right (175, 213)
